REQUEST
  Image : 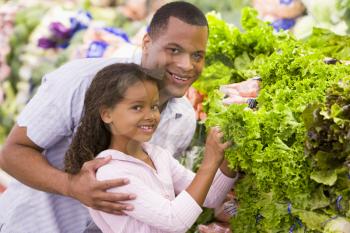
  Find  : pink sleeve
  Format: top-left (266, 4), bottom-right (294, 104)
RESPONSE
top-left (169, 157), bottom-right (237, 208)
top-left (92, 164), bottom-right (203, 233)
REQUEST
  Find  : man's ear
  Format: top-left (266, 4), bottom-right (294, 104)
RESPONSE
top-left (142, 33), bottom-right (152, 53)
top-left (99, 106), bottom-right (112, 124)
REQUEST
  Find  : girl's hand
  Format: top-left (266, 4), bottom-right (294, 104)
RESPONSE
top-left (203, 127), bottom-right (231, 167)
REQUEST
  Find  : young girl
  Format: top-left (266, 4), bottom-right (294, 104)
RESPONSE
top-left (64, 63), bottom-right (237, 233)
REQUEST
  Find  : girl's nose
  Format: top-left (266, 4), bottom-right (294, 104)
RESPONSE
top-left (145, 109), bottom-right (156, 120)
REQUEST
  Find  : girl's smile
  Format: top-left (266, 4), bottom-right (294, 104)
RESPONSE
top-left (100, 79), bottom-right (160, 151)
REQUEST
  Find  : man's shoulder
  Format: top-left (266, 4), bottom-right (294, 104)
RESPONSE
top-left (50, 57), bottom-right (126, 78)
top-left (43, 56), bottom-right (140, 86)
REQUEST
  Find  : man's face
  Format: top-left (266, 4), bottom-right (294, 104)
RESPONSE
top-left (142, 16), bottom-right (208, 99)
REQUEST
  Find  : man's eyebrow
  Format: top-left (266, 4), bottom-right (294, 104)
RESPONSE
top-left (166, 43), bottom-right (182, 48)
top-left (167, 43), bottom-right (205, 53)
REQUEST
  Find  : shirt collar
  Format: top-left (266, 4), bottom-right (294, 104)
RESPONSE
top-left (97, 143), bottom-right (159, 167)
top-left (161, 98), bottom-right (183, 120)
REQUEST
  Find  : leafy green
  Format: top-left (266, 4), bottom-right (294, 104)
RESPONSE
top-left (305, 28), bottom-right (350, 60)
top-left (310, 170), bottom-right (338, 186)
top-left (192, 62), bottom-right (234, 95)
top-left (199, 7), bottom-right (350, 232)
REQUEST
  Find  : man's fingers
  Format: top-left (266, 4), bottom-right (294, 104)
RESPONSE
top-left (110, 210), bottom-right (126, 215)
top-left (81, 156), bottom-right (112, 172)
top-left (96, 178), bottom-right (130, 190)
top-left (219, 85), bottom-right (239, 95)
top-left (91, 156), bottom-right (112, 170)
top-left (94, 201), bottom-right (134, 214)
top-left (99, 191), bottom-right (137, 202)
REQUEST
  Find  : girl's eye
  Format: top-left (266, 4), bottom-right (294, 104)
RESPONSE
top-left (132, 105), bottom-right (142, 111)
top-left (152, 105), bottom-right (159, 111)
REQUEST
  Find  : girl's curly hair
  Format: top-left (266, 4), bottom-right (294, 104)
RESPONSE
top-left (64, 63), bottom-right (160, 174)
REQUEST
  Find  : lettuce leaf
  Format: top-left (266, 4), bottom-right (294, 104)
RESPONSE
top-left (199, 7), bottom-right (350, 232)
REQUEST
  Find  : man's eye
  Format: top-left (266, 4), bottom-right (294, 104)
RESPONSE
top-left (169, 48), bottom-right (180, 54)
top-left (192, 53), bottom-right (203, 62)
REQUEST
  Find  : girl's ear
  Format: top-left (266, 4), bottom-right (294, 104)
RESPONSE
top-left (100, 106), bottom-right (112, 124)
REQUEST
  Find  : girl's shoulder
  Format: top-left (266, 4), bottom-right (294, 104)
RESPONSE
top-left (95, 149), bottom-right (123, 159)
top-left (95, 149), bottom-right (134, 181)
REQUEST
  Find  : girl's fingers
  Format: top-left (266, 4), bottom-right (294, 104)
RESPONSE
top-left (209, 126), bottom-right (232, 149)
top-left (217, 132), bottom-right (224, 138)
top-left (212, 126), bottom-right (221, 132)
top-left (222, 141), bottom-right (232, 150)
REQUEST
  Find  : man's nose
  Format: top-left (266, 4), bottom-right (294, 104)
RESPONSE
top-left (177, 54), bottom-right (193, 72)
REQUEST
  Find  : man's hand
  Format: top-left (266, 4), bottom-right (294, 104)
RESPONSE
top-left (67, 157), bottom-right (136, 215)
top-left (198, 222), bottom-right (232, 233)
top-left (220, 77), bottom-right (261, 106)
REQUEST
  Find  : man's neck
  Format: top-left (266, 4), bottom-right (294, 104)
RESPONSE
top-left (159, 95), bottom-right (170, 112)
top-left (159, 93), bottom-right (171, 112)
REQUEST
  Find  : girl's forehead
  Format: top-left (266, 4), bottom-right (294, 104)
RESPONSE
top-left (122, 81), bottom-right (159, 101)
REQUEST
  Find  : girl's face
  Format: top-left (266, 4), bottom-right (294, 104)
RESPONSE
top-left (101, 80), bottom-right (160, 143)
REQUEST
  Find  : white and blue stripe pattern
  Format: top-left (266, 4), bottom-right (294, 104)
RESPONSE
top-left (0, 46), bottom-right (197, 232)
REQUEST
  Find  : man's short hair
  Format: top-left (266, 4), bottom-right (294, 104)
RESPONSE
top-left (148, 1), bottom-right (208, 39)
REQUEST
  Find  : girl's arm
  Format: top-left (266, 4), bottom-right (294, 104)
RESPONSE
top-left (184, 127), bottom-right (230, 205)
top-left (170, 127), bottom-right (237, 208)
top-left (92, 164), bottom-right (202, 233)
top-left (90, 128), bottom-right (232, 233)
top-left (170, 156), bottom-right (237, 209)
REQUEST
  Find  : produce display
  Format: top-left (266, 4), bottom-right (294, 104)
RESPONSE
top-left (0, 0), bottom-right (150, 145)
top-left (253, 0), bottom-right (305, 31)
top-left (0, 2), bottom-right (47, 144)
top-left (1, 0), bottom-right (350, 232)
top-left (293, 0), bottom-right (350, 39)
top-left (193, 8), bottom-right (350, 233)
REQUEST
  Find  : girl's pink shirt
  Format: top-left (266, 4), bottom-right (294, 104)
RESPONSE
top-left (88, 143), bottom-right (236, 233)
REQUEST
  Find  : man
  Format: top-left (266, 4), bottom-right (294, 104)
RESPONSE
top-left (0, 1), bottom-right (213, 232)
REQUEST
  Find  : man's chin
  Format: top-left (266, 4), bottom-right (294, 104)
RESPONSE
top-left (166, 88), bottom-right (188, 98)
top-left (170, 92), bottom-right (186, 98)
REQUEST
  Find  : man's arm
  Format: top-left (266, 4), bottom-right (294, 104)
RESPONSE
top-left (0, 125), bottom-right (135, 214)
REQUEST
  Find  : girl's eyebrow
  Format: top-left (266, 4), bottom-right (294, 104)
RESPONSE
top-left (127, 100), bottom-right (146, 104)
top-left (126, 99), bottom-right (160, 105)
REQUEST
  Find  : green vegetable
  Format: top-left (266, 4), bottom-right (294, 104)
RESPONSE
top-left (199, 7), bottom-right (350, 232)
